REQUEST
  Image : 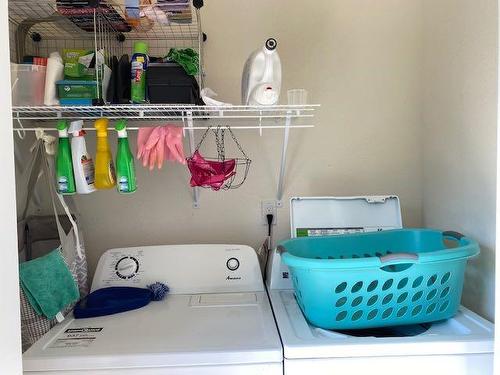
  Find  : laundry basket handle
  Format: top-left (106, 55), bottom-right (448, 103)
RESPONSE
top-left (443, 231), bottom-right (465, 240)
top-left (379, 253), bottom-right (419, 265)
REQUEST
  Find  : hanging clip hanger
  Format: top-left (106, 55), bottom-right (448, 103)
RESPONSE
top-left (34, 128), bottom-right (57, 155)
top-left (16, 118), bottom-right (26, 140)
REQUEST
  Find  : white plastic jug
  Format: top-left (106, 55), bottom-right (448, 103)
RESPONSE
top-left (241, 38), bottom-right (281, 106)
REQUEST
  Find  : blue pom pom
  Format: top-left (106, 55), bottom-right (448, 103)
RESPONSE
top-left (147, 282), bottom-right (169, 301)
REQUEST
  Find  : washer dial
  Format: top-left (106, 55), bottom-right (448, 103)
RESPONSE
top-left (226, 257), bottom-right (240, 271)
top-left (115, 256), bottom-right (139, 279)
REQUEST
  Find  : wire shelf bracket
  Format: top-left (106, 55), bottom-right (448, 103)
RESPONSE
top-left (186, 110), bottom-right (200, 208)
top-left (276, 111), bottom-right (292, 207)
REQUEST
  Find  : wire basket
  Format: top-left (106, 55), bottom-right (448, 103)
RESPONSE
top-left (186, 126), bottom-right (251, 191)
top-left (9, 0), bottom-right (204, 87)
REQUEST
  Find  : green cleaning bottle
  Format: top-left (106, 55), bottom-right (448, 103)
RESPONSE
top-left (130, 41), bottom-right (149, 103)
top-left (56, 120), bottom-right (76, 195)
top-left (115, 119), bottom-right (137, 194)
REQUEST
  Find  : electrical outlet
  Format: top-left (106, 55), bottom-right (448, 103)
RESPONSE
top-left (261, 200), bottom-right (277, 225)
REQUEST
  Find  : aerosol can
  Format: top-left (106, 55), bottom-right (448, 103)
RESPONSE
top-left (241, 38), bottom-right (281, 105)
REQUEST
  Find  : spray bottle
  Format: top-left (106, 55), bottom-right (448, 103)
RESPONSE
top-left (56, 120), bottom-right (76, 195)
top-left (68, 120), bottom-right (96, 194)
top-left (115, 119), bottom-right (137, 193)
top-left (94, 118), bottom-right (116, 189)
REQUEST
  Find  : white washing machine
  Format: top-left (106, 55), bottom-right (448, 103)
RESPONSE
top-left (266, 196), bottom-right (494, 375)
top-left (24, 244), bottom-right (282, 374)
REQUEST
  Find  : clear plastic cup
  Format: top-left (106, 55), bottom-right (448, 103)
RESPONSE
top-left (287, 89), bottom-right (308, 105)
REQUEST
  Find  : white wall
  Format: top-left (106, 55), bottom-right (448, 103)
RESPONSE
top-left (1, 0), bottom-right (22, 371)
top-left (421, 0), bottom-right (497, 321)
top-left (65, 0), bottom-right (424, 276)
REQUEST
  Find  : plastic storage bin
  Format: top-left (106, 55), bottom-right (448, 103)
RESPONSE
top-left (11, 64), bottom-right (46, 106)
top-left (280, 229), bottom-right (479, 330)
top-left (146, 63), bottom-right (199, 104)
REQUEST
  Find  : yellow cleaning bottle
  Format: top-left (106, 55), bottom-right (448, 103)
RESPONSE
top-left (94, 118), bottom-right (116, 189)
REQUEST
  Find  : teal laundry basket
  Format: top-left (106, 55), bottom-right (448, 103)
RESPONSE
top-left (280, 229), bottom-right (479, 330)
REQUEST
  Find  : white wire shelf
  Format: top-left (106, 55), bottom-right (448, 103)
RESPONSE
top-left (12, 103), bottom-right (318, 208)
top-left (12, 104), bottom-right (320, 121)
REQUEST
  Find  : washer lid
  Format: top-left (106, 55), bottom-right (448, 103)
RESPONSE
top-left (270, 290), bottom-right (493, 359)
top-left (23, 292), bottom-right (282, 372)
top-left (290, 196), bottom-right (402, 238)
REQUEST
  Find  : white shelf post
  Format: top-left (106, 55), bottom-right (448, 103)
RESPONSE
top-left (276, 111), bottom-right (292, 207)
top-left (186, 111), bottom-right (200, 208)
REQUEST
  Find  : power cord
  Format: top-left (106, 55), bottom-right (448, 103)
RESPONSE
top-left (263, 214), bottom-right (274, 280)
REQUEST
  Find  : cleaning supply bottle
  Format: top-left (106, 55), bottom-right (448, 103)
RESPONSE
top-left (130, 41), bottom-right (149, 103)
top-left (94, 118), bottom-right (116, 189)
top-left (241, 38), bottom-right (282, 105)
top-left (68, 120), bottom-right (96, 194)
top-left (115, 119), bottom-right (137, 193)
top-left (55, 120), bottom-right (76, 195)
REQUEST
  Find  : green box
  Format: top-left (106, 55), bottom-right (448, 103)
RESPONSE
top-left (56, 80), bottom-right (100, 99)
top-left (62, 49), bottom-right (95, 79)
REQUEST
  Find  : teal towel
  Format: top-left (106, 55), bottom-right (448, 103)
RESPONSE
top-left (19, 249), bottom-right (79, 320)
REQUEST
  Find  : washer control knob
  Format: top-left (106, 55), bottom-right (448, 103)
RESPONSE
top-left (115, 257), bottom-right (139, 279)
top-left (226, 257), bottom-right (240, 271)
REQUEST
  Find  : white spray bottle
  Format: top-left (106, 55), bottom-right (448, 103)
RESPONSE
top-left (241, 38), bottom-right (282, 106)
top-left (68, 120), bottom-right (96, 194)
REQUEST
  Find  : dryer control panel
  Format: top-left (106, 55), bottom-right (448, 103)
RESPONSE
top-left (92, 244), bottom-right (264, 294)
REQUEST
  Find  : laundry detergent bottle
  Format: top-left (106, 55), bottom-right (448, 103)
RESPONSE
top-left (55, 120), bottom-right (76, 195)
top-left (241, 38), bottom-right (282, 105)
top-left (115, 119), bottom-right (137, 194)
top-left (130, 41), bottom-right (149, 103)
top-left (69, 120), bottom-right (96, 194)
top-left (94, 118), bottom-right (116, 189)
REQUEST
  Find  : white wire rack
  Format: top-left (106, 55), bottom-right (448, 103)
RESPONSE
top-left (12, 104), bottom-right (319, 208)
top-left (12, 104), bottom-right (319, 121)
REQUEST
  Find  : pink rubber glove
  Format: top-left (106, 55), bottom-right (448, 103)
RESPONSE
top-left (137, 127), bottom-right (155, 160)
top-left (164, 126), bottom-right (186, 164)
top-left (155, 127), bottom-right (167, 169)
top-left (142, 127), bottom-right (162, 170)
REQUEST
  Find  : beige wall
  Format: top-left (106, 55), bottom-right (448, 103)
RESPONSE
top-left (69, 0), bottom-right (424, 276)
top-left (421, 0), bottom-right (497, 321)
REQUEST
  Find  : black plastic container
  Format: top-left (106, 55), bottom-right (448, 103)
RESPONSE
top-left (147, 63), bottom-right (200, 104)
